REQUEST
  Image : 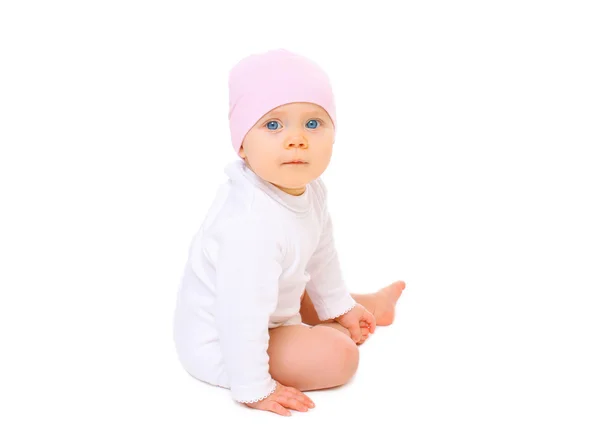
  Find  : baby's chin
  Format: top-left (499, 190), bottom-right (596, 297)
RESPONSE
top-left (273, 180), bottom-right (309, 190)
top-left (259, 164), bottom-right (324, 190)
top-left (269, 176), bottom-right (313, 193)
top-left (276, 173), bottom-right (320, 188)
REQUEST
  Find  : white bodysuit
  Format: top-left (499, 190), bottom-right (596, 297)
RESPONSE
top-left (172, 159), bottom-right (356, 403)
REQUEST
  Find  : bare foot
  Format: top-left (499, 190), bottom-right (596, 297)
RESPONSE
top-left (358, 323), bottom-right (371, 345)
top-left (373, 281), bottom-right (406, 326)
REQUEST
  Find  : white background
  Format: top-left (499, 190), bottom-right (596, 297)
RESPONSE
top-left (1, 1), bottom-right (599, 440)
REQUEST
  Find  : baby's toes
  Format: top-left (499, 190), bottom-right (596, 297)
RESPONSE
top-left (357, 326), bottom-right (370, 344)
top-left (357, 333), bottom-right (370, 345)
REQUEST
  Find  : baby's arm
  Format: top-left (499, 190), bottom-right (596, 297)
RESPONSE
top-left (305, 205), bottom-right (357, 321)
top-left (214, 217), bottom-right (282, 403)
top-left (305, 206), bottom-right (377, 343)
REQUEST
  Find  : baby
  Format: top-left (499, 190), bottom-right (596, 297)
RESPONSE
top-left (173, 48), bottom-right (406, 416)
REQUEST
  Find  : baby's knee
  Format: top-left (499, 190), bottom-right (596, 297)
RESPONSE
top-left (340, 337), bottom-right (360, 380)
top-left (326, 331), bottom-right (360, 385)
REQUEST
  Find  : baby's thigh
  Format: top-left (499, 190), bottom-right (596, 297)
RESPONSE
top-left (267, 324), bottom-right (359, 392)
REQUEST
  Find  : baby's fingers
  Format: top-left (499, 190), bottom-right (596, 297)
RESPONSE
top-left (362, 312), bottom-right (376, 333)
top-left (277, 395), bottom-right (309, 413)
top-left (284, 388), bottom-right (315, 409)
top-left (267, 401), bottom-right (291, 417)
top-left (347, 322), bottom-right (363, 343)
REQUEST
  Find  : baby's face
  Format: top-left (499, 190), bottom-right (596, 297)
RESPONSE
top-left (239, 102), bottom-right (334, 195)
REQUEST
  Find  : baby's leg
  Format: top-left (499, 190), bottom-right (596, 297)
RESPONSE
top-left (267, 324), bottom-right (359, 392)
top-left (300, 280), bottom-right (406, 327)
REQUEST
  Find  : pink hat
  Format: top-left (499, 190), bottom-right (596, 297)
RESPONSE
top-left (228, 48), bottom-right (337, 154)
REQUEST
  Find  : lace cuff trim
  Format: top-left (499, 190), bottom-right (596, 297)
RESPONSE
top-left (321, 301), bottom-right (357, 321)
top-left (237, 382), bottom-right (277, 404)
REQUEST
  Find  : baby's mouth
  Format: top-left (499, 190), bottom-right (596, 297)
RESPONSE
top-left (283, 160), bottom-right (308, 165)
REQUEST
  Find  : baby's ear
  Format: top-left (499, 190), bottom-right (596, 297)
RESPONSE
top-left (238, 145), bottom-right (246, 159)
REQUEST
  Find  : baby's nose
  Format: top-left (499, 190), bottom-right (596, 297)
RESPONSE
top-left (287, 136), bottom-right (308, 149)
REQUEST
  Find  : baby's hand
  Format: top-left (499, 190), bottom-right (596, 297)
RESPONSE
top-left (335, 304), bottom-right (376, 344)
top-left (357, 320), bottom-right (372, 345)
top-left (243, 381), bottom-right (315, 417)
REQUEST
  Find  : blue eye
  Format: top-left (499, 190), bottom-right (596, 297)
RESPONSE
top-left (306, 119), bottom-right (320, 129)
top-left (266, 121), bottom-right (281, 130)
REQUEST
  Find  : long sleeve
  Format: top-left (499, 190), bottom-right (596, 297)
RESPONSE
top-left (305, 208), bottom-right (356, 321)
top-left (214, 218), bottom-right (282, 403)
